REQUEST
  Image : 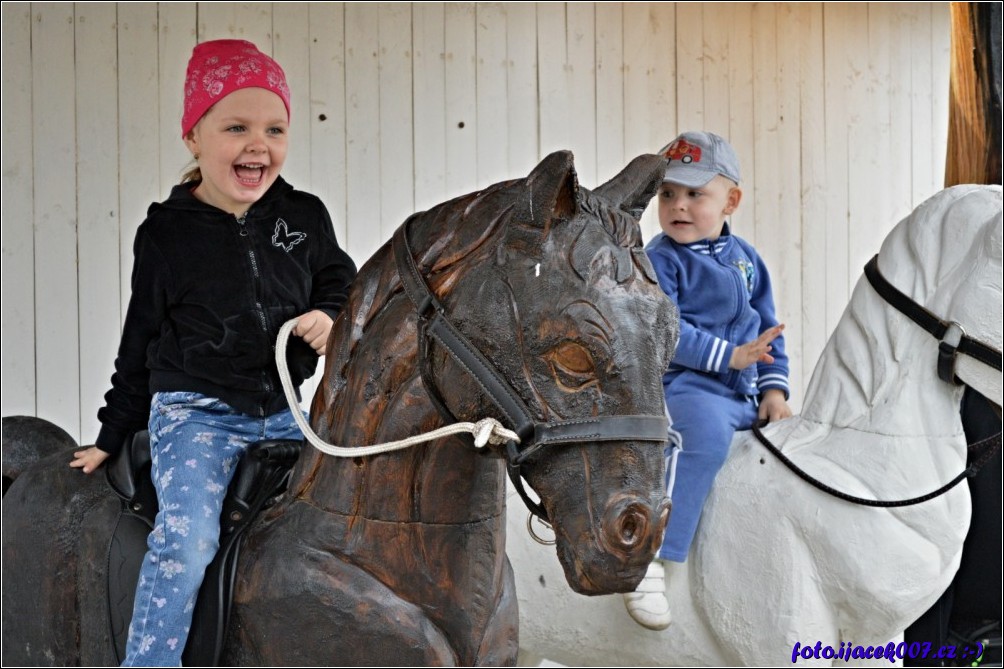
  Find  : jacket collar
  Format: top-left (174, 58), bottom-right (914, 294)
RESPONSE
top-left (682, 222), bottom-right (732, 255)
top-left (151, 175), bottom-right (294, 217)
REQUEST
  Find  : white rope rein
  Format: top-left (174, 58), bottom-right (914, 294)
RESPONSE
top-left (275, 318), bottom-right (520, 457)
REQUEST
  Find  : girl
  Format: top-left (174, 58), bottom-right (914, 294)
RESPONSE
top-left (69, 39), bottom-right (357, 666)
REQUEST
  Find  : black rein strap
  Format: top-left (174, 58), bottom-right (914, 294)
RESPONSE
top-left (753, 255), bottom-right (1002, 507)
top-left (752, 420), bottom-right (1001, 507)
top-left (392, 220), bottom-right (550, 520)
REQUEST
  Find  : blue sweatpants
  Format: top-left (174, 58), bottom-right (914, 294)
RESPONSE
top-left (659, 373), bottom-right (757, 562)
top-left (123, 391), bottom-right (304, 667)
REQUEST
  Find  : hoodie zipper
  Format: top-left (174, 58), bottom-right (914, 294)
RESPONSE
top-left (704, 236), bottom-right (745, 347)
top-left (236, 212), bottom-right (273, 410)
top-left (719, 239), bottom-right (747, 353)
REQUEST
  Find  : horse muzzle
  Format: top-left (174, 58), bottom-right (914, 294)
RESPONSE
top-left (554, 492), bottom-right (671, 595)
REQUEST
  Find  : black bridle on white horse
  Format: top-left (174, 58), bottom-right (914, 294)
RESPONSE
top-left (392, 218), bottom-right (669, 522)
top-left (753, 254), bottom-right (1002, 507)
top-left (862, 254), bottom-right (1003, 384)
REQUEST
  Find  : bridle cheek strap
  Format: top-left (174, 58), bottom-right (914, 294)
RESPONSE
top-left (864, 255), bottom-right (1003, 384)
top-left (392, 220), bottom-right (669, 522)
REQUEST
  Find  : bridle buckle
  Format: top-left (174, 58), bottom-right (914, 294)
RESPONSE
top-left (938, 321), bottom-right (968, 384)
top-left (942, 320), bottom-right (967, 348)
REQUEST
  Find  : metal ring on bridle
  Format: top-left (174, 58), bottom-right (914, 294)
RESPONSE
top-left (526, 512), bottom-right (556, 546)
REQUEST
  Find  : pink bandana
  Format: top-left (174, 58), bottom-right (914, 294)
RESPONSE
top-left (181, 39), bottom-right (290, 138)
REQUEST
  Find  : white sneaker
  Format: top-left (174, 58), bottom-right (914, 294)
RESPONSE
top-left (623, 560), bottom-right (671, 630)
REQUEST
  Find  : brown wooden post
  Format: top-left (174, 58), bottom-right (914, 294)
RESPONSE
top-left (945, 2), bottom-right (1002, 187)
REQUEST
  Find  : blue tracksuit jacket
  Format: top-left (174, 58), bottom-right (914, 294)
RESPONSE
top-left (645, 224), bottom-right (789, 398)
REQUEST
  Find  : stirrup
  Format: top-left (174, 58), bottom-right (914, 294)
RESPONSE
top-left (623, 560), bottom-right (671, 631)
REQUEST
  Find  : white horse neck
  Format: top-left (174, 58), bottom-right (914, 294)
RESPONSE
top-left (798, 273), bottom-right (966, 454)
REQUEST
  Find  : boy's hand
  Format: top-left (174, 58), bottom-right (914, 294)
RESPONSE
top-left (293, 309), bottom-right (334, 355)
top-left (758, 388), bottom-right (792, 422)
top-left (729, 324), bottom-right (785, 370)
top-left (70, 446), bottom-right (111, 475)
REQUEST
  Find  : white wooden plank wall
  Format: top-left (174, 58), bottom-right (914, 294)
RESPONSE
top-left (1, 2), bottom-right (952, 444)
top-left (32, 3), bottom-right (80, 439)
top-left (76, 2), bottom-right (121, 456)
top-left (2, 3), bottom-right (36, 419)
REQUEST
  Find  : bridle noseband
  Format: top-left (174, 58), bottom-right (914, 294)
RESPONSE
top-left (753, 254), bottom-right (1002, 507)
top-left (392, 218), bottom-right (669, 521)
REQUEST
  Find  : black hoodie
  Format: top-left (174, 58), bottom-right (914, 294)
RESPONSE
top-left (95, 177), bottom-right (357, 455)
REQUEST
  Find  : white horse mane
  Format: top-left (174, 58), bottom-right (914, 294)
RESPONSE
top-left (801, 185), bottom-right (1001, 433)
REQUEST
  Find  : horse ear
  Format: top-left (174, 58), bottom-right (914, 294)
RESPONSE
top-left (520, 150), bottom-right (580, 229)
top-left (593, 154), bottom-right (667, 220)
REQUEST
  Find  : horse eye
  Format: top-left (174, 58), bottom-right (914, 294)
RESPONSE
top-left (545, 342), bottom-right (598, 392)
top-left (552, 342), bottom-right (593, 373)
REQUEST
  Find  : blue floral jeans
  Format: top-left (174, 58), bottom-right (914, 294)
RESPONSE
top-left (122, 391), bottom-right (304, 667)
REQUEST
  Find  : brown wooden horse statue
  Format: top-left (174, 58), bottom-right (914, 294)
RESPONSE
top-left (2, 151), bottom-right (678, 666)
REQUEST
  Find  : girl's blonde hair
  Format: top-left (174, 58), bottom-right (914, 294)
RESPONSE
top-left (181, 160), bottom-right (201, 184)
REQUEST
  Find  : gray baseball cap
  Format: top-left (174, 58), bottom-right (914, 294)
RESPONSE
top-left (658, 131), bottom-right (741, 187)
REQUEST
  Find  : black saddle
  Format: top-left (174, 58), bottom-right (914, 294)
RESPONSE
top-left (105, 431), bottom-right (302, 666)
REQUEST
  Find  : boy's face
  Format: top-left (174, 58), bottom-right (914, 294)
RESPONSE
top-left (183, 87), bottom-right (289, 216)
top-left (657, 175), bottom-right (742, 244)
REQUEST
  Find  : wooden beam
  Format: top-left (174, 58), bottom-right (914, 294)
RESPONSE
top-left (945, 2), bottom-right (1002, 186)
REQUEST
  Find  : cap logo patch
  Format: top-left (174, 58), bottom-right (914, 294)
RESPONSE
top-left (663, 139), bottom-right (702, 165)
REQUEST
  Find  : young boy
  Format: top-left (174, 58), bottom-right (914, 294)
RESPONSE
top-left (624, 131), bottom-right (792, 630)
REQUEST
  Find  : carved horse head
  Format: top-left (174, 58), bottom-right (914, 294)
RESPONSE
top-left (304, 151), bottom-right (677, 597)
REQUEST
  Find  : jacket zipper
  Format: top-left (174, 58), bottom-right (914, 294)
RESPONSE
top-left (709, 237), bottom-right (745, 349)
top-left (236, 212), bottom-right (273, 412)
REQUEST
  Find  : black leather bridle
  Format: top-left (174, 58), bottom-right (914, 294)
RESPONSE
top-left (863, 254), bottom-right (1003, 384)
top-left (392, 218), bottom-right (669, 521)
top-left (752, 254), bottom-right (1002, 507)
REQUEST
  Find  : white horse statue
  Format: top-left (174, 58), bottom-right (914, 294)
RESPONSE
top-left (508, 184), bottom-right (1002, 666)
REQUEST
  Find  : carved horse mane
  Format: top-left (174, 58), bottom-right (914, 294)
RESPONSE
top-left (311, 153), bottom-right (653, 444)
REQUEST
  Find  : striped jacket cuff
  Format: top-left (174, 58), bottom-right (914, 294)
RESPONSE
top-left (757, 372), bottom-right (790, 398)
top-left (704, 337), bottom-right (732, 374)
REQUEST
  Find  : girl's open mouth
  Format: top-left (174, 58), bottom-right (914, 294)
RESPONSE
top-left (235, 163), bottom-right (265, 186)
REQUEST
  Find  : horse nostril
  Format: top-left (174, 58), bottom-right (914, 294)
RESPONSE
top-left (609, 502), bottom-right (650, 550)
top-left (621, 514), bottom-right (640, 542)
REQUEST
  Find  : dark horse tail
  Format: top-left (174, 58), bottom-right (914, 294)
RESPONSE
top-left (1, 415), bottom-right (78, 496)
